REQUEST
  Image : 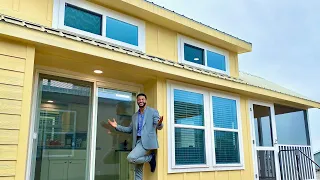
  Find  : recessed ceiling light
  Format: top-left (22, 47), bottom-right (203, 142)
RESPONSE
top-left (47, 100), bottom-right (54, 103)
top-left (94, 70), bottom-right (103, 74)
top-left (194, 58), bottom-right (200, 61)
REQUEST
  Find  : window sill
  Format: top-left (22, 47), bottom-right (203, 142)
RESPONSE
top-left (168, 165), bottom-right (245, 173)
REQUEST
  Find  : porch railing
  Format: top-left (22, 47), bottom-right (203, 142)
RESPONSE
top-left (278, 145), bottom-right (320, 180)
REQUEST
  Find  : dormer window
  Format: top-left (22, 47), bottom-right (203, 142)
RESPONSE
top-left (64, 4), bottom-right (103, 35)
top-left (178, 35), bottom-right (229, 75)
top-left (53, 0), bottom-right (145, 52)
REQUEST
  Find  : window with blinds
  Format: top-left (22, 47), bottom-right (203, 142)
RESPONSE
top-left (212, 96), bottom-right (240, 164)
top-left (168, 83), bottom-right (243, 172)
top-left (173, 89), bottom-right (206, 165)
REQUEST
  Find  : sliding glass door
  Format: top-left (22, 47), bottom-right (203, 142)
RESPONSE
top-left (30, 73), bottom-right (138, 180)
top-left (94, 88), bottom-right (135, 180)
top-left (31, 74), bottom-right (92, 180)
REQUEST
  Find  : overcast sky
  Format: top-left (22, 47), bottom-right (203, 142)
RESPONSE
top-left (150, 0), bottom-right (320, 152)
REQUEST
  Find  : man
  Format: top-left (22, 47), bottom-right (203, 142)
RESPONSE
top-left (108, 93), bottom-right (164, 180)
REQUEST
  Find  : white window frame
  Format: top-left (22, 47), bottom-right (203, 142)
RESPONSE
top-left (52, 0), bottom-right (146, 52)
top-left (167, 80), bottom-right (244, 173)
top-left (177, 34), bottom-right (230, 75)
top-left (210, 92), bottom-right (244, 167)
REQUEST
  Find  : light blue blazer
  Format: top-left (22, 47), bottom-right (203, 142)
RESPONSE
top-left (115, 106), bottom-right (163, 150)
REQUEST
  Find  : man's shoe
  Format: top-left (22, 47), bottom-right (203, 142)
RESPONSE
top-left (149, 152), bottom-right (156, 172)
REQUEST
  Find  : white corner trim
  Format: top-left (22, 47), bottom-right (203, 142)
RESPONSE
top-left (167, 80), bottom-right (244, 173)
top-left (52, 0), bottom-right (146, 52)
top-left (177, 34), bottom-right (230, 75)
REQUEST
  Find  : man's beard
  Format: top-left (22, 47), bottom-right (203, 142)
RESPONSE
top-left (138, 102), bottom-right (146, 108)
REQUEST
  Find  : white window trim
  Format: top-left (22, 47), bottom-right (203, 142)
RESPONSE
top-left (52, 0), bottom-right (146, 52)
top-left (167, 80), bottom-right (244, 173)
top-left (210, 91), bottom-right (244, 168)
top-left (177, 34), bottom-right (230, 75)
top-left (168, 84), bottom-right (212, 170)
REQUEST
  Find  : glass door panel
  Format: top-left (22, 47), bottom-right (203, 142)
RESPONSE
top-left (94, 88), bottom-right (135, 180)
top-left (32, 74), bottom-right (92, 180)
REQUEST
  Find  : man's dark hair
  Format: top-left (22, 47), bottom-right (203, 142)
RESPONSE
top-left (137, 93), bottom-right (147, 99)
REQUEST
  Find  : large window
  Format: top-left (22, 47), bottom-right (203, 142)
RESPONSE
top-left (168, 82), bottom-right (243, 173)
top-left (53, 0), bottom-right (145, 52)
top-left (178, 35), bottom-right (229, 75)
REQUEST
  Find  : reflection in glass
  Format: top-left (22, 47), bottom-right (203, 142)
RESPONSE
top-left (253, 105), bottom-right (274, 147)
top-left (106, 17), bottom-right (138, 46)
top-left (33, 75), bottom-right (92, 180)
top-left (275, 104), bottom-right (310, 145)
top-left (64, 3), bottom-right (102, 35)
top-left (174, 89), bottom-right (204, 126)
top-left (95, 88), bottom-right (135, 180)
top-left (212, 96), bottom-right (238, 129)
top-left (215, 131), bottom-right (240, 164)
top-left (207, 50), bottom-right (226, 71)
top-left (174, 128), bottom-right (205, 165)
top-left (184, 43), bottom-right (204, 65)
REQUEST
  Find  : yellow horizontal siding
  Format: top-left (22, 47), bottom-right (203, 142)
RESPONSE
top-left (0, 0), bottom-right (14, 10)
top-left (0, 114), bottom-right (21, 130)
top-left (0, 0), bottom-right (52, 27)
top-left (201, 172), bottom-right (213, 179)
top-left (215, 171), bottom-right (229, 179)
top-left (184, 173), bottom-right (200, 180)
top-left (0, 70), bottom-right (24, 86)
top-left (0, 130), bottom-right (19, 145)
top-left (0, 99), bottom-right (22, 115)
top-left (0, 161), bottom-right (16, 177)
top-left (0, 39), bottom-right (33, 180)
top-left (167, 173), bottom-right (184, 180)
top-left (146, 22), bottom-right (178, 62)
top-left (0, 84), bottom-right (23, 101)
top-left (0, 146), bottom-right (17, 160)
top-left (0, 55), bottom-right (25, 72)
top-left (0, 39), bottom-right (26, 59)
top-left (0, 177), bottom-right (15, 180)
top-left (229, 171), bottom-right (241, 179)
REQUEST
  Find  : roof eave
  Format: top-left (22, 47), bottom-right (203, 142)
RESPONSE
top-left (1, 16), bottom-right (318, 109)
top-left (89, 0), bottom-right (252, 54)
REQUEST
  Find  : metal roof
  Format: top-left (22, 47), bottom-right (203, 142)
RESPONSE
top-left (145, 0), bottom-right (252, 45)
top-left (239, 72), bottom-right (311, 101)
top-left (0, 14), bottom-right (318, 105)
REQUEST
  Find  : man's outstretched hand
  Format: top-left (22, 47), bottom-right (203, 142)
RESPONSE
top-left (108, 118), bottom-right (118, 128)
top-left (158, 116), bottom-right (163, 125)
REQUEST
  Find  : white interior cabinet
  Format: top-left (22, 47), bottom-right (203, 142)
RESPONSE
top-left (40, 150), bottom-right (87, 180)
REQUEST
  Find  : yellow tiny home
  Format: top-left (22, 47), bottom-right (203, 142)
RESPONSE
top-left (0, 0), bottom-right (319, 180)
